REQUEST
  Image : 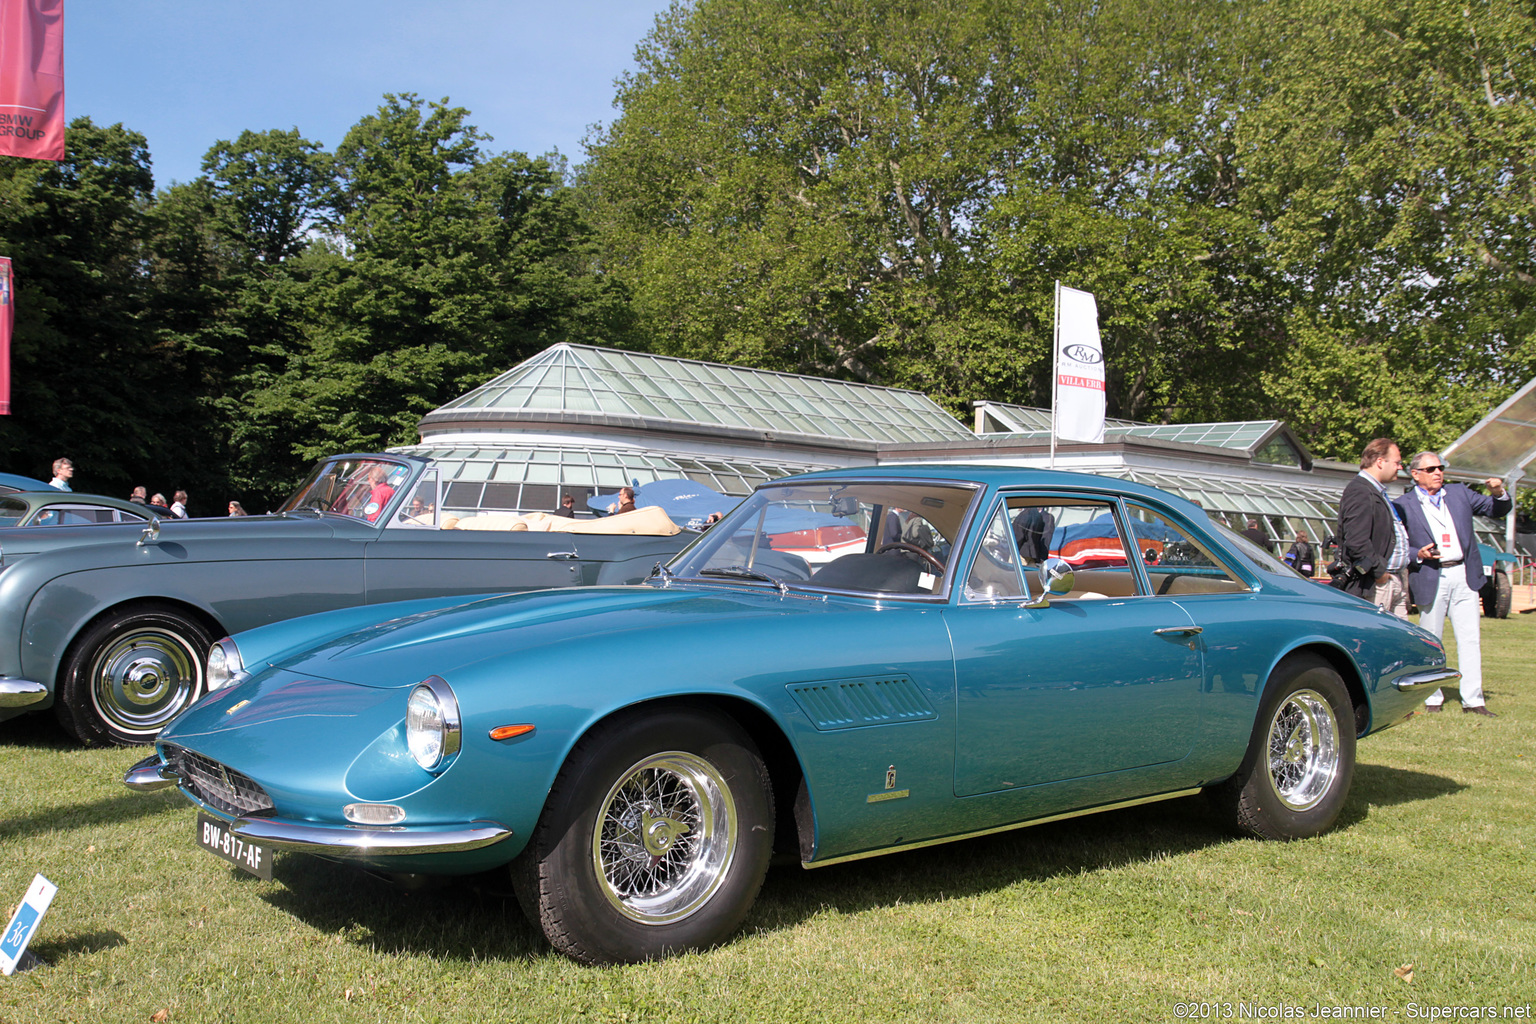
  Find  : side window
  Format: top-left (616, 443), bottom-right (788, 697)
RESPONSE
top-left (1006, 497), bottom-right (1138, 598)
top-left (1125, 503), bottom-right (1250, 595)
top-left (392, 471), bottom-right (439, 529)
top-left (964, 503), bottom-right (1027, 601)
top-left (0, 498), bottom-right (27, 527)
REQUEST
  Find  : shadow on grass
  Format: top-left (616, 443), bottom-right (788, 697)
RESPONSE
top-left (260, 857), bottom-right (546, 962)
top-left (244, 763), bottom-right (1463, 964)
top-left (0, 789), bottom-right (183, 843)
top-left (26, 929), bottom-right (128, 965)
top-left (0, 711), bottom-right (79, 751)
top-left (1335, 762), bottom-right (1467, 829)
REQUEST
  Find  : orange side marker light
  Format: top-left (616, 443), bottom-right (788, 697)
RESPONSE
top-left (489, 724), bottom-right (536, 741)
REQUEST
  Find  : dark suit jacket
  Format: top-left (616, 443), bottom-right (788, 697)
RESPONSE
top-left (1393, 484), bottom-right (1513, 607)
top-left (1333, 473), bottom-right (1396, 595)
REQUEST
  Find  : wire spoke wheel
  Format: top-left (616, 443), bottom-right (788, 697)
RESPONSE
top-left (1263, 688), bottom-right (1341, 811)
top-left (513, 706), bottom-right (774, 963)
top-left (1207, 655), bottom-right (1356, 841)
top-left (593, 751), bottom-right (736, 924)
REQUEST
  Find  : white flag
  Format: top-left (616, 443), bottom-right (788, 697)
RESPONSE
top-left (1054, 285), bottom-right (1105, 443)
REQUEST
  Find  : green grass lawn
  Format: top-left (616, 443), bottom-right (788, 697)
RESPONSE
top-left (3, 618), bottom-right (1533, 1024)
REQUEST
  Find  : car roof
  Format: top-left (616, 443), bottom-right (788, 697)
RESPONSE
top-left (768, 463), bottom-right (1207, 515)
top-left (1, 491), bottom-right (164, 515)
top-left (0, 471), bottom-right (53, 492)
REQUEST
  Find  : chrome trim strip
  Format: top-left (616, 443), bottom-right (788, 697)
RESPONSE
top-left (803, 788), bottom-right (1204, 869)
top-left (0, 677), bottom-right (48, 708)
top-left (123, 754), bottom-right (181, 791)
top-left (1392, 668), bottom-right (1461, 692)
top-left (228, 816), bottom-right (513, 857)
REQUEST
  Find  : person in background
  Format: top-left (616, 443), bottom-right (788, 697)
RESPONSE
top-left (552, 494), bottom-right (577, 518)
top-left (1284, 532), bottom-right (1315, 576)
top-left (1242, 518), bottom-right (1273, 553)
top-left (1331, 438), bottom-right (1410, 618)
top-left (169, 490), bottom-right (189, 519)
top-left (611, 486), bottom-right (637, 515)
top-left (49, 458), bottom-right (73, 491)
top-left (1395, 451), bottom-right (1513, 716)
top-left (129, 486), bottom-right (148, 505)
top-left (228, 501), bottom-right (248, 516)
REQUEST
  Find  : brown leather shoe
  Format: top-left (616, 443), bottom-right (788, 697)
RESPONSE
top-left (1463, 705), bottom-right (1498, 717)
top-left (1422, 704), bottom-right (1443, 713)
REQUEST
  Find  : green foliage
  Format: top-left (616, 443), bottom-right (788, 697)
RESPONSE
top-left (1, 97), bottom-right (629, 510)
top-left (582, 0), bottom-right (1536, 461)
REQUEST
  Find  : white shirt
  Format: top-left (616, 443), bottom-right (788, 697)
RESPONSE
top-left (1415, 487), bottom-right (1463, 563)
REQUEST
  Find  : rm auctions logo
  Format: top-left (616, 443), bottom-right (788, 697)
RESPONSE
top-left (1062, 343), bottom-right (1102, 364)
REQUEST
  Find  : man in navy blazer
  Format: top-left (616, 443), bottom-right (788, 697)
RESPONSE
top-left (1394, 451), bottom-right (1513, 716)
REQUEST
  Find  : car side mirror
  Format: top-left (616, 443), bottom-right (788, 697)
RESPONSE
top-left (1039, 557), bottom-right (1074, 596)
top-left (138, 519), bottom-right (160, 547)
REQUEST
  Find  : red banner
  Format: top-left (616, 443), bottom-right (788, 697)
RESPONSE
top-left (0, 0), bottom-right (64, 162)
top-left (0, 257), bottom-right (12, 415)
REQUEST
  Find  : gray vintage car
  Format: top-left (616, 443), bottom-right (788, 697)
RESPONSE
top-left (0, 453), bottom-right (693, 745)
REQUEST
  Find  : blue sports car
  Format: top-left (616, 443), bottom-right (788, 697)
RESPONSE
top-left (126, 466), bottom-right (1455, 963)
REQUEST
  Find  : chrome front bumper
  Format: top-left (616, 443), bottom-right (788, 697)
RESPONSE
top-left (123, 755), bottom-right (514, 857)
top-left (1392, 668), bottom-right (1461, 692)
top-left (0, 676), bottom-right (48, 708)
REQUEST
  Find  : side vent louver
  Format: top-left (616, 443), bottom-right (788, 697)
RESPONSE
top-left (786, 675), bottom-right (937, 731)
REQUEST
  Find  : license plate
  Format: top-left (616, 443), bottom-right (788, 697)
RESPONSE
top-left (196, 814), bottom-right (273, 880)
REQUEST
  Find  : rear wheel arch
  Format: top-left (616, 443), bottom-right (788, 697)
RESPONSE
top-left (1207, 650), bottom-right (1357, 840)
top-left (1274, 642), bottom-right (1369, 736)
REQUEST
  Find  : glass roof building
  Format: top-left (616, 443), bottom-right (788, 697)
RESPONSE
top-left (396, 344), bottom-right (974, 518)
top-left (399, 345), bottom-right (1508, 552)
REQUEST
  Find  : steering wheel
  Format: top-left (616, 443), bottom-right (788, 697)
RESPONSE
top-left (875, 542), bottom-right (945, 573)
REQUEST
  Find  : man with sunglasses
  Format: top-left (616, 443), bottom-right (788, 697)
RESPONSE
top-left (1395, 452), bottom-right (1512, 716)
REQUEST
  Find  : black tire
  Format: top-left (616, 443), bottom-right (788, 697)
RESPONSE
top-left (1207, 654), bottom-right (1356, 840)
top-left (1481, 570), bottom-right (1512, 619)
top-left (55, 604), bottom-right (213, 746)
top-left (512, 705), bottom-right (774, 964)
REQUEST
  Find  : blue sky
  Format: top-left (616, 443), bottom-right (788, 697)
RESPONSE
top-left (66, 0), bottom-right (676, 189)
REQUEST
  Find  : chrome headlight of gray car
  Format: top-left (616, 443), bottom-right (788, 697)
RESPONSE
top-left (406, 675), bottom-right (461, 772)
top-left (206, 638), bottom-right (247, 692)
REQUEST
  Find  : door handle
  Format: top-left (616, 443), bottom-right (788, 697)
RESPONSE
top-left (1152, 625), bottom-right (1203, 636)
top-left (546, 551), bottom-right (579, 560)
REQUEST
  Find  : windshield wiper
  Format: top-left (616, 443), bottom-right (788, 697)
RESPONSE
top-left (698, 565), bottom-right (788, 595)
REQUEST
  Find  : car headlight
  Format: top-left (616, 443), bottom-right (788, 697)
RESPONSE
top-left (206, 639), bottom-right (246, 692)
top-left (406, 675), bottom-right (461, 772)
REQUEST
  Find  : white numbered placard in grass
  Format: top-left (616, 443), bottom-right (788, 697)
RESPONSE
top-left (1, 874), bottom-right (57, 976)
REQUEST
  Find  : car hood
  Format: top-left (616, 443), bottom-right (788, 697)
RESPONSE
top-left (263, 583), bottom-right (821, 687)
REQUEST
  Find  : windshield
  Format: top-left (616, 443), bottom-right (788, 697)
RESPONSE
top-left (278, 457), bottom-right (415, 523)
top-left (667, 478), bottom-right (979, 596)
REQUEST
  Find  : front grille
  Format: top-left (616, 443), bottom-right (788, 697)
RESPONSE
top-left (164, 744), bottom-right (275, 818)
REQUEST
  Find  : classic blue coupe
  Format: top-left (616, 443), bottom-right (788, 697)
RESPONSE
top-left (125, 466), bottom-right (1454, 963)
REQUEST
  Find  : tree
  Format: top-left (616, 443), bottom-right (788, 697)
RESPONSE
top-left (231, 95), bottom-right (634, 496)
top-left (580, 0), bottom-right (1279, 423)
top-left (1239, 0), bottom-right (1536, 458)
top-left (0, 118), bottom-right (178, 495)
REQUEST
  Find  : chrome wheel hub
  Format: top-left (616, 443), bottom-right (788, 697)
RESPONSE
top-left (1264, 687), bottom-right (1341, 811)
top-left (593, 751), bottom-right (736, 924)
top-left (90, 629), bottom-right (200, 736)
